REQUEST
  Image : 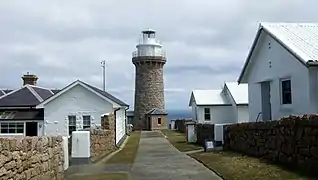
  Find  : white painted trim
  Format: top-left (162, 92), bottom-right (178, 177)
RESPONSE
top-left (0, 90), bottom-right (5, 97)
top-left (36, 80), bottom-right (120, 108)
top-left (279, 77), bottom-right (292, 106)
top-left (28, 85), bottom-right (54, 95)
top-left (26, 85), bottom-right (43, 102)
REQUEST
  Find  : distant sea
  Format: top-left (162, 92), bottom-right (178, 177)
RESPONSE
top-left (166, 109), bottom-right (192, 125)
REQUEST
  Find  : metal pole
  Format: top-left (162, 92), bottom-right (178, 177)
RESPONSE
top-left (101, 60), bottom-right (106, 91)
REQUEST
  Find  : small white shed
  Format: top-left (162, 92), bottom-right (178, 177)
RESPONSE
top-left (189, 82), bottom-right (249, 124)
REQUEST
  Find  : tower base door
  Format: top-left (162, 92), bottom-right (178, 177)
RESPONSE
top-left (147, 116), bottom-right (152, 131)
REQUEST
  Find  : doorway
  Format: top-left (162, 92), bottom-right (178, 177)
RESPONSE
top-left (147, 116), bottom-right (151, 131)
top-left (260, 81), bottom-right (272, 121)
top-left (26, 122), bottom-right (38, 136)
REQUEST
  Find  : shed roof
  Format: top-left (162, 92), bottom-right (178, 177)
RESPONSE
top-left (225, 82), bottom-right (248, 105)
top-left (239, 22), bottom-right (318, 83)
top-left (146, 108), bottom-right (167, 115)
top-left (190, 89), bottom-right (230, 106)
top-left (261, 23), bottom-right (318, 62)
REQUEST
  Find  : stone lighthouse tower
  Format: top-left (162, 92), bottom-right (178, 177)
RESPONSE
top-left (132, 28), bottom-right (166, 130)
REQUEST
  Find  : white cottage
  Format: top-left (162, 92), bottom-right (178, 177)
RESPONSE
top-left (36, 80), bottom-right (129, 145)
top-left (238, 23), bottom-right (318, 122)
top-left (189, 82), bottom-right (249, 124)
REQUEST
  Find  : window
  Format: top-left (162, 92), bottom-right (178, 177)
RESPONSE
top-left (0, 111), bottom-right (16, 119)
top-left (68, 115), bottom-right (76, 136)
top-left (158, 118), bottom-right (162, 125)
top-left (281, 79), bottom-right (292, 104)
top-left (0, 122), bottom-right (24, 134)
top-left (83, 115), bottom-right (91, 129)
top-left (204, 108), bottom-right (211, 121)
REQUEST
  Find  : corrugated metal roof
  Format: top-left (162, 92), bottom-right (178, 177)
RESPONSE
top-left (261, 22), bottom-right (318, 62)
top-left (146, 108), bottom-right (167, 115)
top-left (0, 87), bottom-right (40, 107)
top-left (81, 81), bottom-right (129, 107)
top-left (192, 89), bottom-right (230, 106)
top-left (31, 86), bottom-right (54, 100)
top-left (225, 82), bottom-right (248, 105)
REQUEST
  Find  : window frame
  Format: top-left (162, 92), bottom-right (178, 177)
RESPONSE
top-left (204, 108), bottom-right (211, 121)
top-left (0, 122), bottom-right (25, 134)
top-left (68, 115), bottom-right (77, 136)
top-left (82, 115), bottom-right (91, 129)
top-left (280, 78), bottom-right (292, 105)
top-left (157, 117), bottom-right (162, 125)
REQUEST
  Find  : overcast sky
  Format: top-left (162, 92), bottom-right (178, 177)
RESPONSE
top-left (0, 0), bottom-right (316, 110)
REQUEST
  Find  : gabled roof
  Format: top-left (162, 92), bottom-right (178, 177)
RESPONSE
top-left (238, 22), bottom-right (318, 83)
top-left (189, 89), bottom-right (230, 106)
top-left (81, 81), bottom-right (128, 107)
top-left (224, 82), bottom-right (248, 105)
top-left (36, 80), bottom-right (129, 108)
top-left (0, 85), bottom-right (54, 107)
top-left (146, 108), bottom-right (167, 115)
top-left (0, 90), bottom-right (4, 97)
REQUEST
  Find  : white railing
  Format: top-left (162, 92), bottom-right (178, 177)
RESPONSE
top-left (138, 38), bottom-right (161, 45)
top-left (132, 50), bottom-right (166, 58)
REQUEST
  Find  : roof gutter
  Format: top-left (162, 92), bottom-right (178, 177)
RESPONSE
top-left (306, 60), bottom-right (318, 66)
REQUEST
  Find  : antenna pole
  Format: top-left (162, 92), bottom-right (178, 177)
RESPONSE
top-left (101, 60), bottom-right (106, 91)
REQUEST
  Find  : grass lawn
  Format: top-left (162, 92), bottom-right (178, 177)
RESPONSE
top-left (190, 151), bottom-right (310, 180)
top-left (106, 131), bottom-right (141, 164)
top-left (161, 129), bottom-right (202, 152)
top-left (66, 173), bottom-right (127, 180)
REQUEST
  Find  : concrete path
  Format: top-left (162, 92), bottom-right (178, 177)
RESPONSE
top-left (129, 131), bottom-right (222, 180)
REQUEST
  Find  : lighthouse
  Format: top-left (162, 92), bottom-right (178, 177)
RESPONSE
top-left (132, 28), bottom-right (167, 130)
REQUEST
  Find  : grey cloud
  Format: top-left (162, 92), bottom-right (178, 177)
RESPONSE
top-left (1, 0), bottom-right (318, 109)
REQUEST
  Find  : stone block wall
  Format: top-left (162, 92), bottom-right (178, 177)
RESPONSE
top-left (133, 57), bottom-right (166, 130)
top-left (90, 129), bottom-right (116, 162)
top-left (101, 112), bottom-right (115, 131)
top-left (148, 115), bottom-right (167, 130)
top-left (0, 136), bottom-right (64, 180)
top-left (223, 114), bottom-right (318, 175)
top-left (196, 123), bottom-right (215, 146)
top-left (91, 112), bottom-right (116, 162)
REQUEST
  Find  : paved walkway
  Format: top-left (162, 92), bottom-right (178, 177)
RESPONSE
top-left (129, 131), bottom-right (221, 180)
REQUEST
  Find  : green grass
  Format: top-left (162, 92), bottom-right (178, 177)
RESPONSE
top-left (190, 151), bottom-right (310, 180)
top-left (66, 173), bottom-right (127, 180)
top-left (161, 129), bottom-right (202, 152)
top-left (106, 131), bottom-right (141, 164)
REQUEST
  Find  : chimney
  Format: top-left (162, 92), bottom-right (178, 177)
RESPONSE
top-left (22, 72), bottom-right (38, 86)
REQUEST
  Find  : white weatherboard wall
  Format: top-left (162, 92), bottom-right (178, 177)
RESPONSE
top-left (43, 85), bottom-right (113, 136)
top-left (247, 32), bottom-right (311, 122)
top-left (237, 106), bottom-right (249, 123)
top-left (115, 108), bottom-right (126, 144)
top-left (196, 106), bottom-right (236, 124)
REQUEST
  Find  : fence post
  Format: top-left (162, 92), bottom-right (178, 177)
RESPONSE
top-left (186, 121), bottom-right (197, 143)
top-left (62, 136), bottom-right (69, 170)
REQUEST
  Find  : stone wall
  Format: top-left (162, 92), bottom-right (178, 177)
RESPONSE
top-left (101, 112), bottom-right (115, 131)
top-left (0, 136), bottom-right (64, 180)
top-left (196, 123), bottom-right (215, 146)
top-left (223, 114), bottom-right (318, 175)
top-left (90, 129), bottom-right (116, 162)
top-left (148, 115), bottom-right (167, 130)
top-left (133, 57), bottom-right (166, 130)
top-left (91, 112), bottom-right (116, 162)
